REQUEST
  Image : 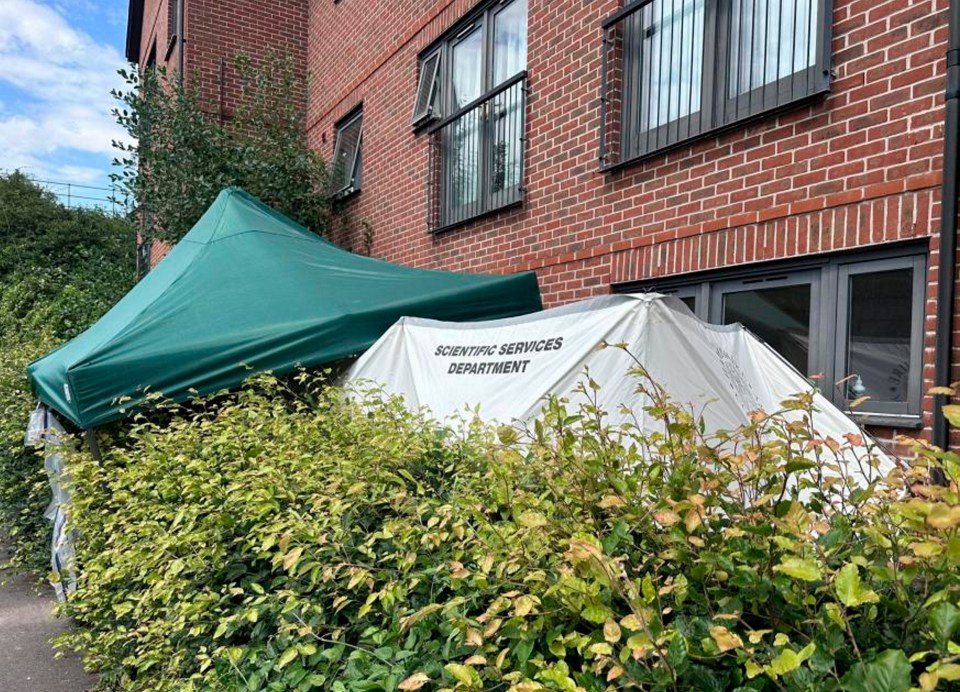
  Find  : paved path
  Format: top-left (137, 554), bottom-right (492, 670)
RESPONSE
top-left (0, 542), bottom-right (96, 691)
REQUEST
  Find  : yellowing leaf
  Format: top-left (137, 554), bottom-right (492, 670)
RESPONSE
top-left (773, 557), bottom-right (822, 582)
top-left (835, 563), bottom-right (880, 608)
top-left (518, 511), bottom-right (548, 528)
top-left (607, 664), bottom-right (625, 681)
top-left (588, 642), bottom-right (613, 656)
top-left (684, 509), bottom-right (702, 533)
top-left (745, 660), bottom-right (762, 679)
top-left (514, 595), bottom-right (537, 618)
top-left (277, 647), bottom-right (299, 669)
top-left (398, 672), bottom-right (431, 691)
top-left (465, 628), bottom-right (483, 647)
top-left (282, 546), bottom-right (303, 572)
top-left (603, 620), bottom-right (622, 643)
top-left (710, 626), bottom-right (744, 653)
top-left (653, 510), bottom-right (681, 526)
top-left (621, 613), bottom-right (645, 631)
top-left (747, 629), bottom-right (771, 644)
top-left (598, 495), bottom-right (625, 509)
top-left (464, 655), bottom-right (487, 665)
top-left (938, 663), bottom-right (960, 681)
top-left (927, 504), bottom-right (960, 529)
top-left (943, 405), bottom-right (960, 427)
top-left (911, 541), bottom-right (944, 558)
top-left (444, 663), bottom-right (480, 687)
top-left (919, 671), bottom-right (939, 691)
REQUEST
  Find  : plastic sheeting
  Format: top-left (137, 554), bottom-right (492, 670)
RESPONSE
top-left (25, 404), bottom-right (76, 601)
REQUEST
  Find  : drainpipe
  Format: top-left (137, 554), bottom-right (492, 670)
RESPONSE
top-left (933, 0), bottom-right (960, 451)
top-left (177, 0), bottom-right (185, 85)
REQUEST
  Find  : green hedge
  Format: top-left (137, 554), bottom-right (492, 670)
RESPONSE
top-left (55, 367), bottom-right (960, 691)
top-left (0, 172), bottom-right (135, 570)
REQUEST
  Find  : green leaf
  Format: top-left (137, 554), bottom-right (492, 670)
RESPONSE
top-left (835, 564), bottom-right (880, 608)
top-left (841, 650), bottom-right (911, 692)
top-left (929, 602), bottom-right (960, 650)
top-left (774, 557), bottom-right (822, 582)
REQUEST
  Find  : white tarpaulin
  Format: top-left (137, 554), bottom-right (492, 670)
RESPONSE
top-left (345, 294), bottom-right (888, 461)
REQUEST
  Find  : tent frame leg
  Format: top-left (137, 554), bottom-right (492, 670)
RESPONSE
top-left (84, 428), bottom-right (101, 461)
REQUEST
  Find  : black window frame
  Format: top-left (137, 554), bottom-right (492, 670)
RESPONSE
top-left (414, 0), bottom-right (529, 232)
top-left (600, 0), bottom-right (833, 169)
top-left (616, 242), bottom-right (928, 426)
top-left (329, 105), bottom-right (363, 200)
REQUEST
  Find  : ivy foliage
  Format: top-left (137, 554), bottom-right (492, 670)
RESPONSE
top-left (55, 362), bottom-right (960, 691)
top-left (0, 172), bottom-right (135, 569)
top-left (111, 53), bottom-right (330, 245)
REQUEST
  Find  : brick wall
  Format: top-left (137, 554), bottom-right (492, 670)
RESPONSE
top-left (306, 0), bottom-right (954, 445)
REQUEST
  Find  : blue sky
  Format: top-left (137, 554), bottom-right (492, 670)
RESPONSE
top-left (0, 0), bottom-right (130, 201)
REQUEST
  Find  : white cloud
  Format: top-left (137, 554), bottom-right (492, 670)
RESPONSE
top-left (0, 0), bottom-right (129, 184)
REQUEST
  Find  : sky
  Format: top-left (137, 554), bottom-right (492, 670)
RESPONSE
top-left (0, 0), bottom-right (131, 205)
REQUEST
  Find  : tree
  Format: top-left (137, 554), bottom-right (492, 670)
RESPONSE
top-left (111, 53), bottom-right (330, 246)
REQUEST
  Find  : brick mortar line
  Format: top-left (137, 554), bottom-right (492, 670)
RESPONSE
top-left (307, 0), bottom-right (458, 131)
top-left (508, 173), bottom-right (942, 275)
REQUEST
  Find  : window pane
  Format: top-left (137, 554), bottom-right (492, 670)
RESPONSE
top-left (722, 284), bottom-right (812, 374)
top-left (490, 80), bottom-right (524, 198)
top-left (635, 0), bottom-right (705, 131)
top-left (493, 0), bottom-right (527, 86)
top-left (452, 28), bottom-right (483, 109)
top-left (843, 269), bottom-right (914, 404)
top-left (442, 106), bottom-right (482, 219)
top-left (729, 0), bottom-right (817, 97)
top-left (679, 295), bottom-right (696, 313)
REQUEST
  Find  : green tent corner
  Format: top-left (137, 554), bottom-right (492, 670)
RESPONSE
top-left (27, 187), bottom-right (542, 428)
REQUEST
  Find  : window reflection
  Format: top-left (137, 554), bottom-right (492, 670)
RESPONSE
top-left (844, 269), bottom-right (913, 404)
top-left (722, 284), bottom-right (812, 374)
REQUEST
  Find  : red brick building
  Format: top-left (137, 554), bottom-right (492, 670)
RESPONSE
top-left (128, 0), bottom-right (959, 450)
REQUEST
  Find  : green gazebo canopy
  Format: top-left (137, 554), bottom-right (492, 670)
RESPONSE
top-left (27, 188), bottom-right (542, 428)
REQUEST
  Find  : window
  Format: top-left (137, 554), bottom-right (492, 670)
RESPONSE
top-left (601, 0), bottom-right (831, 166)
top-left (414, 0), bottom-right (528, 231)
top-left (620, 246), bottom-right (927, 423)
top-left (330, 107), bottom-right (362, 199)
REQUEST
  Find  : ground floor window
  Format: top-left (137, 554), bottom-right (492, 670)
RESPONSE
top-left (618, 244), bottom-right (927, 423)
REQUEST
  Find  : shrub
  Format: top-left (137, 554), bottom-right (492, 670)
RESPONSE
top-left (0, 172), bottom-right (135, 570)
top-left (54, 360), bottom-right (960, 691)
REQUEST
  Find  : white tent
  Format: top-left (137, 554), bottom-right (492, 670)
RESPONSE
top-left (345, 294), bottom-right (889, 465)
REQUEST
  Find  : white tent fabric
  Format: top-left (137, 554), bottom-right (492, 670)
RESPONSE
top-left (345, 294), bottom-right (888, 463)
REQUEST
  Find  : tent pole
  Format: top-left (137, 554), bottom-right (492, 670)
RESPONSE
top-left (84, 428), bottom-right (102, 461)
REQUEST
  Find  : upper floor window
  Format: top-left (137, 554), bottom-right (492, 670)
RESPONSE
top-left (600, 0), bottom-right (831, 168)
top-left (414, 0), bottom-right (528, 231)
top-left (619, 245), bottom-right (928, 425)
top-left (330, 106), bottom-right (362, 199)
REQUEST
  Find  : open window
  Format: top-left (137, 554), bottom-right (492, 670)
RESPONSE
top-left (330, 106), bottom-right (363, 199)
top-left (415, 0), bottom-right (529, 231)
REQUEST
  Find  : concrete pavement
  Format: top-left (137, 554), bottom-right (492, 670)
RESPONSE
top-left (0, 542), bottom-right (96, 692)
